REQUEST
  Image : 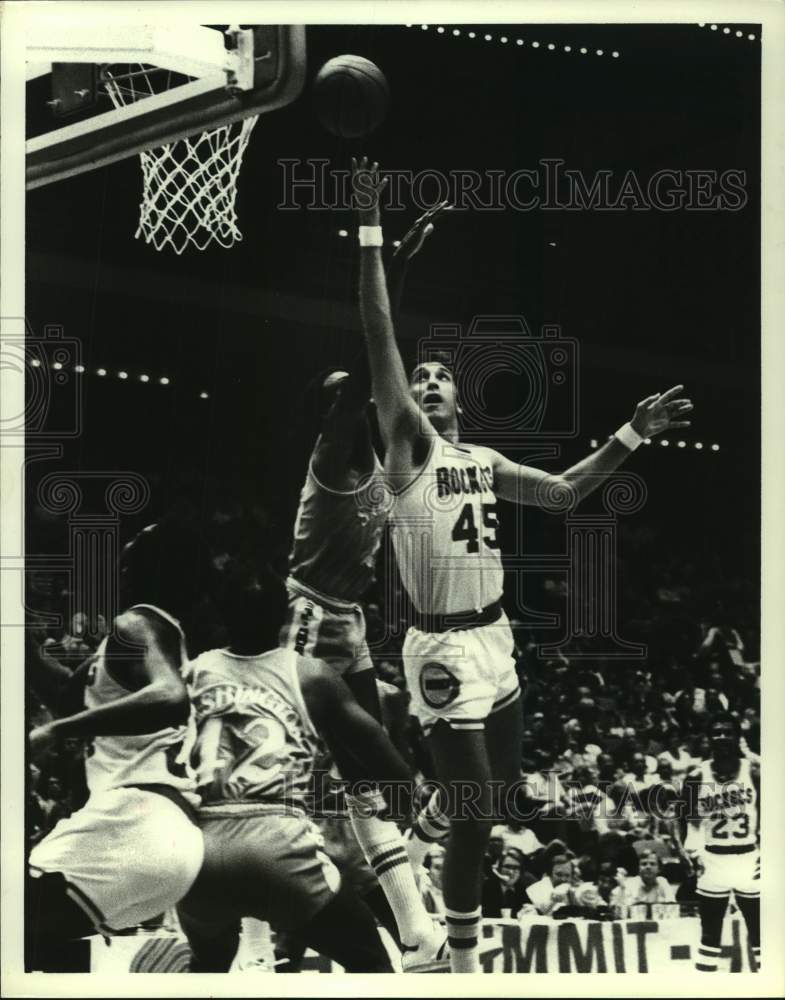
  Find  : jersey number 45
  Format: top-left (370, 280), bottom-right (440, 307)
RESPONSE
top-left (452, 502), bottom-right (500, 553)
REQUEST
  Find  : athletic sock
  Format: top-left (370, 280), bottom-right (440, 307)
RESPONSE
top-left (405, 789), bottom-right (450, 870)
top-left (346, 792), bottom-right (434, 947)
top-left (237, 918), bottom-right (274, 969)
top-left (445, 906), bottom-right (482, 973)
top-left (695, 942), bottom-right (721, 972)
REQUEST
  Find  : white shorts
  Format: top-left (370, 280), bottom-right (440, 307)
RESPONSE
top-left (697, 847), bottom-right (760, 898)
top-left (279, 577), bottom-right (372, 677)
top-left (29, 785), bottom-right (204, 933)
top-left (403, 610), bottom-right (520, 735)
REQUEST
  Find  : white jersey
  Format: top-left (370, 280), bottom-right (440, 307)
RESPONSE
top-left (690, 757), bottom-right (759, 852)
top-left (84, 604), bottom-right (197, 803)
top-left (390, 438), bottom-right (504, 616)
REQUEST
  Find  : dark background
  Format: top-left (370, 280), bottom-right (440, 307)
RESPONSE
top-left (25, 23), bottom-right (761, 633)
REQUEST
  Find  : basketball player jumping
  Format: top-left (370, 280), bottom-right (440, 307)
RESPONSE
top-left (278, 210), bottom-right (448, 968)
top-left (178, 558), bottom-right (427, 972)
top-left (25, 522), bottom-right (208, 971)
top-left (679, 713), bottom-right (760, 972)
top-left (352, 155), bottom-right (694, 973)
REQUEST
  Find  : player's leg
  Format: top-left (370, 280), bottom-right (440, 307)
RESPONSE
top-left (344, 784), bottom-right (440, 960)
top-left (406, 623), bottom-right (520, 869)
top-left (735, 892), bottom-right (760, 967)
top-left (426, 720), bottom-right (494, 973)
top-left (735, 853), bottom-right (761, 968)
top-left (694, 891), bottom-right (729, 971)
top-left (484, 695), bottom-right (525, 808)
top-left (336, 634), bottom-right (438, 958)
top-left (178, 908), bottom-right (241, 973)
top-left (25, 871), bottom-right (95, 971)
top-left (344, 665), bottom-right (382, 719)
top-left (481, 614), bottom-right (524, 809)
top-left (297, 879), bottom-right (394, 972)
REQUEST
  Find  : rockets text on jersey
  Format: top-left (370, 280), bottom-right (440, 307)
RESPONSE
top-left (186, 646), bottom-right (321, 810)
top-left (692, 758), bottom-right (759, 852)
top-left (83, 604), bottom-right (198, 803)
top-left (390, 438), bottom-right (504, 616)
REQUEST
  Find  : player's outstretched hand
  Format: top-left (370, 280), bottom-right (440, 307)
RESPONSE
top-left (29, 721), bottom-right (57, 760)
top-left (351, 156), bottom-right (389, 226)
top-left (630, 385), bottom-right (693, 439)
top-left (394, 201), bottom-right (453, 260)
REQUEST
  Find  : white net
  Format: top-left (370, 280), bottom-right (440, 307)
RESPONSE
top-left (104, 65), bottom-right (258, 254)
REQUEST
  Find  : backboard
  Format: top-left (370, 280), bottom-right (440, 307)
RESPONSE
top-left (26, 24), bottom-right (306, 189)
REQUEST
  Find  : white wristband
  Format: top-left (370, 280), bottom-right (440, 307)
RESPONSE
top-left (614, 422), bottom-right (644, 451)
top-left (358, 225), bottom-right (383, 247)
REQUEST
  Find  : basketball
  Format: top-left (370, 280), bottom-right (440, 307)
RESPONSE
top-left (313, 55), bottom-right (389, 139)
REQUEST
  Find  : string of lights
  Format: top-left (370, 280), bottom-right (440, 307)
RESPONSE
top-left (28, 357), bottom-right (209, 398)
top-left (404, 24), bottom-right (621, 59)
top-left (591, 436), bottom-right (720, 451)
top-left (698, 23), bottom-right (759, 41)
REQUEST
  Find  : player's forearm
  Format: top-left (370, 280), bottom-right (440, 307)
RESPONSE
top-left (358, 246), bottom-right (414, 433)
top-left (559, 437), bottom-right (634, 503)
top-left (386, 251), bottom-right (410, 321)
top-left (49, 681), bottom-right (188, 739)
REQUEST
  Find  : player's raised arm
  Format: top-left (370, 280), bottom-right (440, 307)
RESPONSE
top-left (352, 157), bottom-right (428, 458)
top-left (311, 362), bottom-right (374, 484)
top-left (490, 385), bottom-right (694, 506)
top-left (28, 608), bottom-right (189, 757)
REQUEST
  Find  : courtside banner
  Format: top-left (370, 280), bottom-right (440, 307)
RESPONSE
top-left (90, 915), bottom-right (759, 974)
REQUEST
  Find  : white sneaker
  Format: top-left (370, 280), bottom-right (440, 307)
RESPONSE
top-left (401, 928), bottom-right (450, 973)
top-left (236, 957), bottom-right (274, 973)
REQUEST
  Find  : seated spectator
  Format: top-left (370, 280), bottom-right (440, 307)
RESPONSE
top-left (482, 849), bottom-right (535, 918)
top-left (483, 827), bottom-right (506, 877)
top-left (596, 862), bottom-right (622, 908)
top-left (525, 853), bottom-right (580, 916)
top-left (419, 846), bottom-right (446, 915)
top-left (610, 851), bottom-right (677, 919)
